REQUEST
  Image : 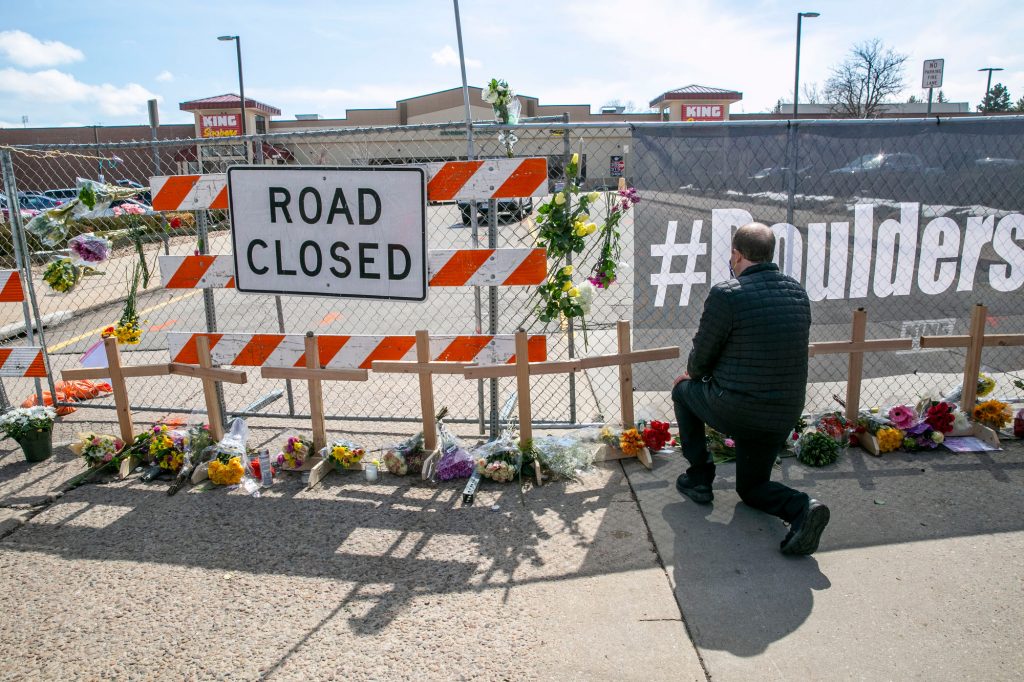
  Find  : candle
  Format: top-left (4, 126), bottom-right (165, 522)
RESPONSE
top-left (364, 462), bottom-right (379, 483)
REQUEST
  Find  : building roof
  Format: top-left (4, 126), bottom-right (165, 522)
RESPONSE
top-left (179, 94), bottom-right (282, 116)
top-left (650, 85), bottom-right (743, 106)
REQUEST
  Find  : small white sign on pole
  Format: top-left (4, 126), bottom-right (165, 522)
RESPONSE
top-left (228, 166), bottom-right (428, 301)
top-left (922, 59), bottom-right (944, 89)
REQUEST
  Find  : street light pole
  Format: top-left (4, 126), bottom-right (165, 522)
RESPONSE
top-left (218, 35), bottom-right (247, 135)
top-left (978, 67), bottom-right (1004, 112)
top-left (793, 11), bottom-right (819, 119)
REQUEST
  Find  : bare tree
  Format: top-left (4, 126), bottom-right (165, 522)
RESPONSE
top-left (801, 82), bottom-right (821, 104)
top-left (824, 39), bottom-right (908, 118)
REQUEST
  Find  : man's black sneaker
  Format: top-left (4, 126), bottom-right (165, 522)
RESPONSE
top-left (780, 499), bottom-right (830, 555)
top-left (676, 474), bottom-right (713, 504)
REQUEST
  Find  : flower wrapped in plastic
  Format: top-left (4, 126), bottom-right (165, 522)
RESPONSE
top-left (619, 428), bottom-right (644, 456)
top-left (25, 201), bottom-right (81, 247)
top-left (384, 432), bottom-right (424, 476)
top-left (205, 418), bottom-right (249, 485)
top-left (323, 439), bottom-right (365, 471)
top-left (641, 420), bottom-right (672, 451)
top-left (483, 78), bottom-right (521, 156)
top-left (875, 427), bottom-right (904, 454)
top-left (69, 432), bottom-right (124, 467)
top-left (42, 258), bottom-right (80, 293)
top-left (435, 423), bottom-right (474, 481)
top-left (814, 412), bottom-right (852, 445)
top-left (277, 435), bottom-right (312, 470)
top-left (472, 433), bottom-right (520, 483)
top-left (532, 434), bottom-right (595, 479)
top-left (68, 233), bottom-right (112, 265)
top-left (924, 401), bottom-right (956, 433)
top-left (886, 405), bottom-right (918, 430)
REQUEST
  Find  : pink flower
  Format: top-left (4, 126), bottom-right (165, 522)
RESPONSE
top-left (723, 438), bottom-right (735, 448)
top-left (887, 405), bottom-right (917, 430)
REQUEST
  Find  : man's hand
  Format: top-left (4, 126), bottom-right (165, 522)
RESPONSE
top-left (673, 372), bottom-right (690, 387)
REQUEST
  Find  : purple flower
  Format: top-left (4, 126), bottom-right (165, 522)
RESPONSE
top-left (616, 187), bottom-right (641, 211)
top-left (68, 234), bottom-right (111, 264)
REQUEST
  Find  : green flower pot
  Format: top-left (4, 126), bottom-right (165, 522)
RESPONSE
top-left (15, 428), bottom-right (54, 463)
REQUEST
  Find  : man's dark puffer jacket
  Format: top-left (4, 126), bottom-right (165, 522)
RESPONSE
top-left (687, 262), bottom-right (811, 429)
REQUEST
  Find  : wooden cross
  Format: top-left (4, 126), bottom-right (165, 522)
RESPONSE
top-left (62, 336), bottom-right (247, 477)
top-left (920, 303), bottom-right (1024, 413)
top-left (807, 308), bottom-right (912, 421)
top-left (464, 322), bottom-right (679, 481)
top-left (261, 331), bottom-right (369, 488)
top-left (372, 330), bottom-right (471, 480)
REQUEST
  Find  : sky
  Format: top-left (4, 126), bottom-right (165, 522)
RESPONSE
top-left (1, 0), bottom-right (1023, 128)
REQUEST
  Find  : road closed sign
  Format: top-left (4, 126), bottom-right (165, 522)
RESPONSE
top-left (228, 166), bottom-right (427, 301)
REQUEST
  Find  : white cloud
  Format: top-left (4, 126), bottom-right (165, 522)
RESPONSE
top-left (0, 30), bottom-right (84, 68)
top-left (0, 68), bottom-right (158, 116)
top-left (155, 70), bottom-right (174, 82)
top-left (431, 45), bottom-right (481, 69)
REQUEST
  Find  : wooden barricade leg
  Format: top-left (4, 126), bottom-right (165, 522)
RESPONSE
top-left (306, 332), bottom-right (327, 452)
top-left (845, 308), bottom-right (867, 422)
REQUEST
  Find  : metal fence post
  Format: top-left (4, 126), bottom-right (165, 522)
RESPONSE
top-left (195, 208), bottom-right (228, 428)
top-left (784, 122), bottom-right (800, 277)
top-left (1, 149), bottom-right (54, 405)
top-left (562, 113), bottom-right (577, 424)
top-left (488, 198), bottom-right (499, 437)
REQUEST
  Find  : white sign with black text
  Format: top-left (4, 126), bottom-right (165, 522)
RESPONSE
top-left (922, 59), bottom-right (944, 89)
top-left (228, 166), bottom-right (427, 301)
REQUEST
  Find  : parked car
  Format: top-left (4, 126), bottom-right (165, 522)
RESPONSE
top-left (459, 198), bottom-right (533, 225)
top-left (19, 192), bottom-right (62, 211)
top-left (40, 188), bottom-right (80, 204)
top-left (0, 194), bottom-right (39, 222)
top-left (829, 152), bottom-right (942, 176)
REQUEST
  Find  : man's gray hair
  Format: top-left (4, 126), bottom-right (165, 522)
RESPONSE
top-left (733, 223), bottom-right (776, 263)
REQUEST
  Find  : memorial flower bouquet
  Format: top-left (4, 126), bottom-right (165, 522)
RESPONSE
top-left (323, 439), bottom-right (365, 471)
top-left (70, 432), bottom-right (124, 467)
top-left (205, 418), bottom-right (249, 486)
top-left (68, 233), bottom-right (112, 265)
top-left (705, 427), bottom-right (737, 463)
top-left (435, 423), bottom-right (474, 481)
top-left (588, 186), bottom-right (639, 290)
top-left (0, 405), bottom-right (56, 441)
top-left (383, 408), bottom-right (447, 476)
top-left (42, 258), bottom-right (80, 293)
top-left (796, 431), bottom-right (841, 467)
top-left (208, 451), bottom-right (245, 486)
top-left (112, 260), bottom-right (144, 345)
top-left (973, 399), bottom-right (1012, 430)
top-left (640, 419), bottom-right (672, 451)
top-left (482, 78), bottom-right (521, 156)
top-left (532, 433), bottom-right (594, 479)
top-left (276, 435), bottom-right (312, 470)
top-left (472, 432), bottom-right (520, 483)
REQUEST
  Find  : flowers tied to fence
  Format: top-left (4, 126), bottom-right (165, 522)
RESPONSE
top-left (483, 78), bottom-right (521, 156)
top-left (529, 153), bottom-right (639, 333)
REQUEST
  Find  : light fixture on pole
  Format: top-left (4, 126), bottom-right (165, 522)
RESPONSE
top-left (977, 67), bottom-right (1004, 112)
top-left (793, 11), bottom-right (819, 119)
top-left (218, 35), bottom-right (247, 136)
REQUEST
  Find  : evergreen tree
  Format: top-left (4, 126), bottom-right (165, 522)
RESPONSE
top-left (936, 90), bottom-right (948, 103)
top-left (1014, 95), bottom-right (1024, 113)
top-left (977, 83), bottom-right (1012, 112)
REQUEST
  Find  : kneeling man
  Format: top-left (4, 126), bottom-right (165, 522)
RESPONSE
top-left (672, 222), bottom-right (830, 555)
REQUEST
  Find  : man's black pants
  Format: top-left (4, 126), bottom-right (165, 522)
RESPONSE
top-left (672, 379), bottom-right (808, 523)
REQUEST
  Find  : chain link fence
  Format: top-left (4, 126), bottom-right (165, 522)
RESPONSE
top-left (1, 116), bottom-right (1021, 432)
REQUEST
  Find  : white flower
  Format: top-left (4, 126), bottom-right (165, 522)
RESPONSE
top-left (482, 88), bottom-right (498, 104)
top-left (578, 281), bottom-right (596, 315)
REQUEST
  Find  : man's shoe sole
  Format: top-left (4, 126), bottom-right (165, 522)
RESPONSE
top-left (676, 479), bottom-right (713, 505)
top-left (781, 503), bottom-right (830, 555)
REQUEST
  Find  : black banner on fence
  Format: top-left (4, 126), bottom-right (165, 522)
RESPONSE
top-left (632, 117), bottom-right (1024, 390)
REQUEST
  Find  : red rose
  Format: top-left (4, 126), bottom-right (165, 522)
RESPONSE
top-left (249, 459), bottom-right (261, 479)
top-left (169, 217), bottom-right (182, 229)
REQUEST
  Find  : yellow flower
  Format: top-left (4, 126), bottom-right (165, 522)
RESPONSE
top-left (876, 427), bottom-right (903, 454)
top-left (584, 222), bottom-right (598, 236)
top-left (587, 191), bottom-right (600, 202)
top-left (571, 152), bottom-right (579, 165)
top-left (554, 192), bottom-right (566, 206)
top-left (577, 213), bottom-right (590, 223)
top-left (562, 265), bottom-right (573, 276)
top-left (567, 287), bottom-right (580, 298)
top-left (574, 224), bottom-right (587, 237)
top-left (562, 281), bottom-right (573, 292)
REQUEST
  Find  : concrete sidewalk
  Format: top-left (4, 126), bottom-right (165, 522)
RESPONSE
top-left (0, 418), bottom-right (704, 681)
top-left (625, 440), bottom-right (1024, 681)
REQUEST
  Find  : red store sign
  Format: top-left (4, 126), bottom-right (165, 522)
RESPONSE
top-left (200, 113), bottom-right (242, 138)
top-left (684, 105), bottom-right (724, 121)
